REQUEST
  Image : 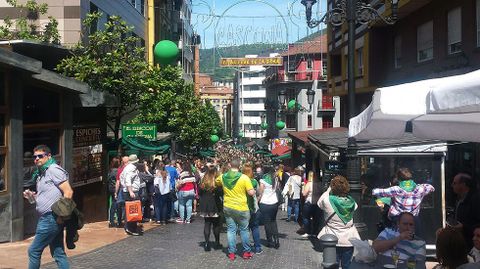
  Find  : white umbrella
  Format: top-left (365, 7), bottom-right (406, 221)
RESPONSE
top-left (349, 77), bottom-right (443, 140)
top-left (349, 69), bottom-right (480, 142)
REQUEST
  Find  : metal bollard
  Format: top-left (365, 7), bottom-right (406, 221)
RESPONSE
top-left (319, 233), bottom-right (339, 269)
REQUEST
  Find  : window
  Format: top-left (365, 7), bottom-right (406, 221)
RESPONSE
top-left (286, 114), bottom-right (296, 129)
top-left (448, 7), bottom-right (462, 54)
top-left (417, 21), bottom-right (433, 62)
top-left (322, 117), bottom-right (333, 129)
top-left (306, 58), bottom-right (313, 70)
top-left (356, 48), bottom-right (363, 76)
top-left (394, 35), bottom-right (402, 68)
top-left (307, 114), bottom-right (313, 128)
top-left (243, 98), bottom-right (264, 104)
top-left (477, 0), bottom-right (480, 47)
top-left (244, 111), bottom-right (262, 116)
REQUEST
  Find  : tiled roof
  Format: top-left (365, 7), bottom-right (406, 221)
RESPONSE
top-left (281, 34), bottom-right (327, 56)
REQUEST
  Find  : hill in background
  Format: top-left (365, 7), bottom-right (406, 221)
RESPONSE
top-left (198, 30), bottom-right (325, 82)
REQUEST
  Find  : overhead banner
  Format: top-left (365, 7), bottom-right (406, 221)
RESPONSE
top-left (220, 57), bottom-right (283, 67)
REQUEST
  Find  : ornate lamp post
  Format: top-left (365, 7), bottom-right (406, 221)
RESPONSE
top-left (301, 0), bottom-right (399, 234)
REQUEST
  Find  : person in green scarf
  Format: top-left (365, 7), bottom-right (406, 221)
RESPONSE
top-left (372, 167), bottom-right (435, 236)
top-left (317, 175), bottom-right (360, 269)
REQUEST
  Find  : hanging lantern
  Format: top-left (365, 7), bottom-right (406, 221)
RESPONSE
top-left (276, 121), bottom-right (286, 130)
top-left (210, 134), bottom-right (219, 143)
top-left (287, 99), bottom-right (296, 109)
top-left (260, 122), bottom-right (268, 130)
top-left (154, 40), bottom-right (179, 65)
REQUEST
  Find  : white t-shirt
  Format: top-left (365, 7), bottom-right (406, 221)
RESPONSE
top-left (259, 179), bottom-right (278, 205)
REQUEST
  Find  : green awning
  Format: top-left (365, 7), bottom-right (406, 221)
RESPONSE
top-left (199, 149), bottom-right (216, 158)
top-left (273, 152), bottom-right (291, 160)
top-left (122, 137), bottom-right (170, 154)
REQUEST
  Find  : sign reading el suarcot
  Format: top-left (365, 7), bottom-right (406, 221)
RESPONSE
top-left (219, 57), bottom-right (283, 67)
top-left (122, 124), bottom-right (157, 141)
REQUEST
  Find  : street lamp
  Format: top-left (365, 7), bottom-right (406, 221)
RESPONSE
top-left (278, 89), bottom-right (286, 108)
top-left (306, 88), bottom-right (315, 111)
top-left (301, 0), bottom-right (399, 237)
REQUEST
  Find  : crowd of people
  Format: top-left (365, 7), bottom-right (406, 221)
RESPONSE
top-left (104, 149), bottom-right (480, 268)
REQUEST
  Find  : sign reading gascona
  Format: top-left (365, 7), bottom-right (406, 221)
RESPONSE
top-left (122, 124), bottom-right (157, 141)
top-left (220, 57), bottom-right (283, 67)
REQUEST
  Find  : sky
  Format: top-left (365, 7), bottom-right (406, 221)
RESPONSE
top-left (191, 0), bottom-right (327, 49)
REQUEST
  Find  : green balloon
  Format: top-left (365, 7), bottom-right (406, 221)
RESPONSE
top-left (238, 132), bottom-right (244, 137)
top-left (287, 99), bottom-right (296, 109)
top-left (154, 40), bottom-right (179, 64)
top-left (210, 134), bottom-right (219, 143)
top-left (276, 121), bottom-right (286, 130)
top-left (260, 122), bottom-right (268, 130)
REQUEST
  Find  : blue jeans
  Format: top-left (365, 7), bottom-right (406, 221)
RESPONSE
top-left (249, 211), bottom-right (262, 252)
top-left (287, 198), bottom-right (300, 222)
top-left (302, 202), bottom-right (314, 235)
top-left (336, 246), bottom-right (354, 269)
top-left (108, 194), bottom-right (117, 224)
top-left (178, 190), bottom-right (195, 222)
top-left (224, 207), bottom-right (251, 254)
top-left (28, 212), bottom-right (69, 269)
top-left (154, 193), bottom-right (170, 222)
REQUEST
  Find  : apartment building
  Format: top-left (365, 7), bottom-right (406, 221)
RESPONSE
top-left (0, 0), bottom-right (147, 47)
top-left (235, 56), bottom-right (268, 139)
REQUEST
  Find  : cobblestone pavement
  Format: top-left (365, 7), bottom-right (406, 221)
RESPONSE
top-left (44, 211), bottom-right (323, 269)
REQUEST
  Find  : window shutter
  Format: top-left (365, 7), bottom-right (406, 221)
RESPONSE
top-left (448, 7), bottom-right (461, 46)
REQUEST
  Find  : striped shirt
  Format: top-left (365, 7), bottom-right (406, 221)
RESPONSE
top-left (35, 163), bottom-right (68, 216)
top-left (377, 228), bottom-right (426, 261)
top-left (372, 184), bottom-right (434, 217)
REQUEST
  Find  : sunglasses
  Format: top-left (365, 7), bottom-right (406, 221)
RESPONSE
top-left (33, 154), bottom-right (48, 160)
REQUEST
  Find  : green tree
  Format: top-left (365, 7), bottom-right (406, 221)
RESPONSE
top-left (136, 66), bottom-right (223, 149)
top-left (0, 0), bottom-right (60, 44)
top-left (57, 12), bottom-right (149, 140)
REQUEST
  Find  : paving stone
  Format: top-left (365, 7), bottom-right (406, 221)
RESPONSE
top-left (43, 211), bottom-right (323, 269)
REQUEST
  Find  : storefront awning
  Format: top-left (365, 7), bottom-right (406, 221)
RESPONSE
top-left (122, 137), bottom-right (170, 154)
top-left (288, 127), bottom-right (348, 146)
top-left (308, 128), bottom-right (441, 152)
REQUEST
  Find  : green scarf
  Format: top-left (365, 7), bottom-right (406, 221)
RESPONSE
top-left (31, 158), bottom-right (56, 182)
top-left (262, 174), bottom-right (273, 185)
top-left (399, 180), bottom-right (417, 192)
top-left (222, 170), bottom-right (242, 190)
top-left (329, 194), bottom-right (356, 224)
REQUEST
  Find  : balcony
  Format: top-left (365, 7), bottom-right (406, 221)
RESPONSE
top-left (317, 96), bottom-right (336, 117)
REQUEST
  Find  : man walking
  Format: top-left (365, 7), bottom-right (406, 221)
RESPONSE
top-left (24, 145), bottom-right (73, 269)
top-left (216, 159), bottom-right (256, 261)
top-left (452, 173), bottom-right (480, 249)
top-left (120, 154), bottom-right (142, 235)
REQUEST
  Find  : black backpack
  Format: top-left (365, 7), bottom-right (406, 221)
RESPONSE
top-left (107, 170), bottom-right (117, 194)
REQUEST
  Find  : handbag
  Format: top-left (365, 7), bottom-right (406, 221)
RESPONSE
top-left (169, 190), bottom-right (178, 202)
top-left (125, 200), bottom-right (143, 222)
top-left (275, 186), bottom-right (285, 204)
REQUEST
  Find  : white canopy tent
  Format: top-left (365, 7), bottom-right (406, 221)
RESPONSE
top-left (349, 69), bottom-right (480, 142)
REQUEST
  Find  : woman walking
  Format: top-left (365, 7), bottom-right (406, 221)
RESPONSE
top-left (243, 164), bottom-right (263, 254)
top-left (153, 168), bottom-right (170, 224)
top-left (198, 164), bottom-right (223, 251)
top-left (301, 171), bottom-right (315, 237)
top-left (317, 175), bottom-right (360, 269)
top-left (176, 161), bottom-right (196, 224)
top-left (108, 157), bottom-right (121, 227)
top-left (283, 166), bottom-right (303, 223)
top-left (258, 166), bottom-right (280, 249)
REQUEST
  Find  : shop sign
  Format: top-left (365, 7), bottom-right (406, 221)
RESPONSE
top-left (122, 124), bottom-right (157, 141)
top-left (219, 57), bottom-right (283, 67)
top-left (72, 126), bottom-right (103, 187)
